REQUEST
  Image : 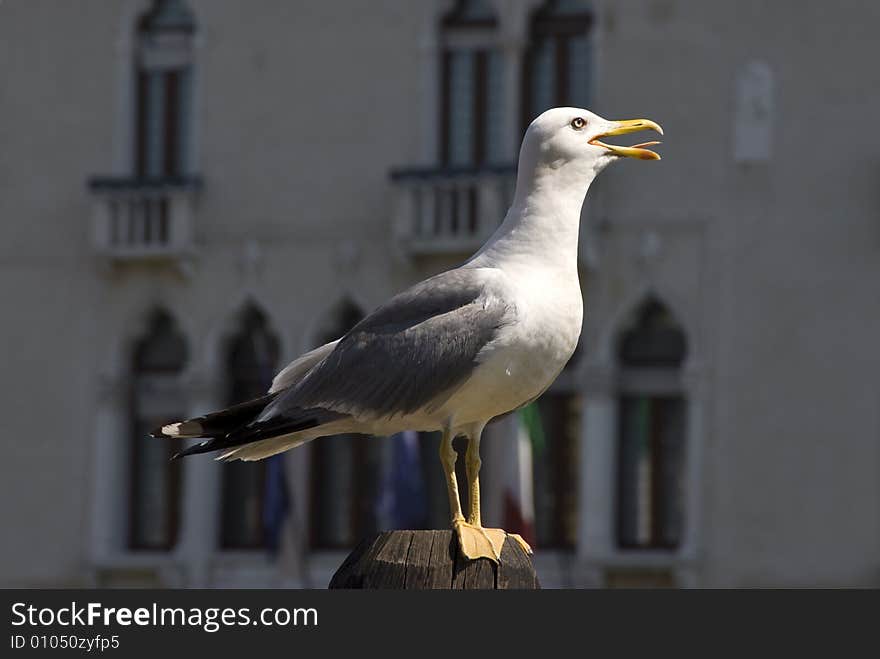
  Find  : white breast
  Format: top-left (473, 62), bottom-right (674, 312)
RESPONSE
top-left (442, 265), bottom-right (583, 426)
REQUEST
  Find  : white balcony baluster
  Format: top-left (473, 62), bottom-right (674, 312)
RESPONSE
top-left (391, 166), bottom-right (515, 257)
top-left (87, 178), bottom-right (200, 266)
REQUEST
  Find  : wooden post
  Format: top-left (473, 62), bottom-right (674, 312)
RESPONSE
top-left (329, 530), bottom-right (540, 589)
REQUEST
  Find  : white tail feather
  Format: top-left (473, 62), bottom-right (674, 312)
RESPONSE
top-left (161, 423), bottom-right (182, 437)
top-left (216, 432), bottom-right (319, 462)
top-left (159, 420), bottom-right (202, 438)
top-left (269, 339), bottom-right (340, 394)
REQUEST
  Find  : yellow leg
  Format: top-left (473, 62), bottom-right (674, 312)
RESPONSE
top-left (440, 423), bottom-right (533, 562)
top-left (465, 425), bottom-right (483, 526)
top-left (439, 425), bottom-right (500, 561)
top-left (438, 427), bottom-right (464, 524)
top-left (442, 423), bottom-right (504, 562)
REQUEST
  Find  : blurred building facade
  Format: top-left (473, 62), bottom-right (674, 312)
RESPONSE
top-left (1, 0), bottom-right (879, 588)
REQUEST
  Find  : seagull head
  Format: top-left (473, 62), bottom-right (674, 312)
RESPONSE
top-left (520, 107), bottom-right (664, 180)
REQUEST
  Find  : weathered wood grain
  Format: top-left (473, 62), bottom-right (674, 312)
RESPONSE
top-left (329, 530), bottom-right (539, 590)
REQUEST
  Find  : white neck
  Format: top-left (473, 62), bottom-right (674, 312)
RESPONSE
top-left (466, 158), bottom-right (597, 273)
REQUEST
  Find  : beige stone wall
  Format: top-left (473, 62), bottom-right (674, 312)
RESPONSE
top-left (1, 0), bottom-right (878, 587)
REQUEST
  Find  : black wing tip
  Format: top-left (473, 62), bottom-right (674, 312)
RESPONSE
top-left (166, 406), bottom-right (339, 462)
top-left (228, 413), bottom-right (326, 446)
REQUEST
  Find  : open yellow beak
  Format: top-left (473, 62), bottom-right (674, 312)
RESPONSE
top-left (590, 119), bottom-right (664, 160)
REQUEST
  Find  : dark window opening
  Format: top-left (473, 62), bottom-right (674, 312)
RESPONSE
top-left (616, 395), bottom-right (686, 549)
top-left (533, 393), bottom-right (580, 549)
top-left (614, 298), bottom-right (688, 550)
top-left (618, 297), bottom-right (688, 367)
top-left (522, 0), bottom-right (593, 131)
top-left (219, 305), bottom-right (280, 550)
top-left (129, 309), bottom-right (187, 550)
top-left (134, 0), bottom-right (195, 179)
top-left (440, 1), bottom-right (504, 167)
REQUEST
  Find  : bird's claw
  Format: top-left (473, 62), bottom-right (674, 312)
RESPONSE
top-left (453, 520), bottom-right (506, 563)
top-left (506, 532), bottom-right (533, 555)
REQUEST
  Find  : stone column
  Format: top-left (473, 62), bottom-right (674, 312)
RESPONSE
top-left (88, 375), bottom-right (131, 569)
top-left (577, 365), bottom-right (616, 562)
top-left (175, 377), bottom-right (222, 587)
top-left (681, 362), bottom-right (705, 561)
top-left (278, 444), bottom-right (312, 587)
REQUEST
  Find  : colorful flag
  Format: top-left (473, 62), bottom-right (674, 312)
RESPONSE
top-left (502, 404), bottom-right (544, 547)
top-left (262, 453), bottom-right (290, 553)
top-left (377, 430), bottom-right (428, 529)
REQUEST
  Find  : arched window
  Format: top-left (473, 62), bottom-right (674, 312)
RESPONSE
top-left (308, 299), bottom-right (378, 549)
top-left (220, 304), bottom-right (280, 549)
top-left (614, 298), bottom-right (687, 550)
top-left (134, 0), bottom-right (195, 179)
top-left (129, 309), bottom-right (187, 550)
top-left (440, 0), bottom-right (505, 167)
top-left (522, 0), bottom-right (594, 129)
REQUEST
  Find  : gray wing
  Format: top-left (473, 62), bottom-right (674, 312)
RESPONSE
top-left (260, 267), bottom-right (514, 422)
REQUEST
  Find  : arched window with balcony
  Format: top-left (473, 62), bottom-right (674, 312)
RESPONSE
top-left (88, 0), bottom-right (199, 261)
top-left (388, 1), bottom-right (515, 259)
top-left (219, 304), bottom-right (281, 549)
top-left (135, 0), bottom-right (195, 179)
top-left (129, 309), bottom-right (187, 550)
top-left (522, 0), bottom-right (594, 129)
top-left (614, 297), bottom-right (687, 550)
top-left (440, 0), bottom-right (506, 168)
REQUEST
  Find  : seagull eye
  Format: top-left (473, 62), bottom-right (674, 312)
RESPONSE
top-left (571, 117), bottom-right (586, 130)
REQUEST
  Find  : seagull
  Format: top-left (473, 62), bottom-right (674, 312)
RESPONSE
top-left (152, 107), bottom-right (663, 562)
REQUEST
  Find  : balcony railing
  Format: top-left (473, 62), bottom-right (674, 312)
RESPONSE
top-left (389, 165), bottom-right (516, 257)
top-left (87, 176), bottom-right (201, 263)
